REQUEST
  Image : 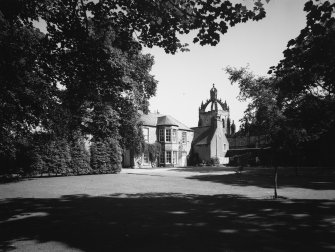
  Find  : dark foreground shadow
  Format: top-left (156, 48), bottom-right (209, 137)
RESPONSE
top-left (186, 167), bottom-right (335, 190)
top-left (171, 166), bottom-right (236, 173)
top-left (1, 193), bottom-right (335, 252)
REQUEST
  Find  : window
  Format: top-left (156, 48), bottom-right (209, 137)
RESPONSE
top-left (182, 132), bottom-right (187, 144)
top-left (166, 151), bottom-right (171, 163)
top-left (143, 152), bottom-right (149, 164)
top-left (172, 129), bottom-right (177, 142)
top-left (160, 152), bottom-right (164, 164)
top-left (159, 129), bottom-right (164, 142)
top-left (173, 151), bottom-right (177, 164)
top-left (224, 144), bottom-right (226, 150)
top-left (165, 129), bottom-right (171, 142)
top-left (143, 128), bottom-right (149, 142)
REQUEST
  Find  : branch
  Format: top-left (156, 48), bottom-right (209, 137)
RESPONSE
top-left (80, 0), bottom-right (89, 33)
top-left (166, 0), bottom-right (198, 19)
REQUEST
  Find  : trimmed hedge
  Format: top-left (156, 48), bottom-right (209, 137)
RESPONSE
top-left (0, 134), bottom-right (122, 177)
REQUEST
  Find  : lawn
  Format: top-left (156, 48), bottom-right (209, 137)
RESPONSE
top-left (0, 166), bottom-right (334, 251)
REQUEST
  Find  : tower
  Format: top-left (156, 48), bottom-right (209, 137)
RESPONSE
top-left (198, 84), bottom-right (231, 135)
top-left (191, 84), bottom-right (230, 165)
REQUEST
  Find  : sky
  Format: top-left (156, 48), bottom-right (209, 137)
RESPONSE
top-left (143, 0), bottom-right (307, 129)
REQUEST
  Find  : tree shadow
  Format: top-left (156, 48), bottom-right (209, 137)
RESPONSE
top-left (171, 166), bottom-right (236, 173)
top-left (186, 167), bottom-right (335, 190)
top-left (1, 193), bottom-right (335, 251)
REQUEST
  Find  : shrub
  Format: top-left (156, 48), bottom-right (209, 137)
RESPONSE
top-left (70, 138), bottom-right (91, 175)
top-left (107, 138), bottom-right (122, 173)
top-left (209, 157), bottom-right (220, 166)
top-left (187, 146), bottom-right (201, 166)
top-left (146, 142), bottom-right (161, 167)
top-left (90, 137), bottom-right (122, 174)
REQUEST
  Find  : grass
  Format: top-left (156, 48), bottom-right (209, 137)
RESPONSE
top-left (0, 166), bottom-right (334, 251)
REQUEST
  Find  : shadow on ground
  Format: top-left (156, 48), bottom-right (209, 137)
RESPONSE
top-left (170, 166), bottom-right (237, 173)
top-left (1, 193), bottom-right (335, 251)
top-left (184, 167), bottom-right (335, 190)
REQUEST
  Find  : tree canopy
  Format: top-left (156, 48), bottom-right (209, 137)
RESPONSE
top-left (0, 0), bottom-right (268, 174)
top-left (226, 0), bottom-right (335, 166)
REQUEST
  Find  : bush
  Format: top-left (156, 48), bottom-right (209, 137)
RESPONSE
top-left (209, 157), bottom-right (220, 166)
top-left (90, 137), bottom-right (122, 174)
top-left (70, 138), bottom-right (91, 175)
top-left (107, 138), bottom-right (122, 173)
top-left (187, 146), bottom-right (201, 166)
top-left (146, 142), bottom-right (161, 167)
top-left (2, 133), bottom-right (123, 177)
top-left (30, 137), bottom-right (71, 176)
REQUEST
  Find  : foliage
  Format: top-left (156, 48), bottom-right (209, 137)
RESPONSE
top-left (226, 66), bottom-right (281, 136)
top-left (209, 157), bottom-right (220, 166)
top-left (90, 137), bottom-right (122, 174)
top-left (29, 136), bottom-right (71, 176)
top-left (225, 1), bottom-right (335, 166)
top-left (269, 0), bottom-right (335, 100)
top-left (131, 122), bottom-right (145, 158)
top-left (187, 146), bottom-right (201, 166)
top-left (0, 10), bottom-right (57, 157)
top-left (270, 0), bottom-right (335, 146)
top-left (146, 142), bottom-right (161, 165)
top-left (70, 136), bottom-right (91, 175)
top-left (108, 138), bottom-right (122, 173)
top-left (0, 0), bottom-right (268, 175)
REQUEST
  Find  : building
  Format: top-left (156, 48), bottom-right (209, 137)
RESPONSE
top-left (123, 111), bottom-right (194, 168)
top-left (124, 84), bottom-right (236, 168)
top-left (191, 84), bottom-right (235, 164)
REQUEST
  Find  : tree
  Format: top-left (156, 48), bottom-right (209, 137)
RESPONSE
top-left (90, 137), bottom-right (122, 173)
top-left (0, 8), bottom-right (57, 159)
top-left (70, 135), bottom-right (91, 175)
top-left (225, 0), bottom-right (335, 197)
top-left (270, 0), bottom-right (335, 99)
top-left (225, 66), bottom-right (284, 198)
top-left (1, 0), bottom-right (268, 174)
top-left (146, 142), bottom-right (161, 167)
top-left (269, 0), bottom-right (335, 166)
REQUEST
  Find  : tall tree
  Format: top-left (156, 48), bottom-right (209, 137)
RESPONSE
top-left (0, 9), bottom-right (57, 158)
top-left (225, 0), bottom-right (335, 196)
top-left (1, 0), bottom-right (268, 172)
top-left (269, 0), bottom-right (335, 165)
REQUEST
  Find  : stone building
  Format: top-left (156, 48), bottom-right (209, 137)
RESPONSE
top-left (123, 111), bottom-right (194, 168)
top-left (191, 84), bottom-right (235, 164)
top-left (124, 84), bottom-right (235, 168)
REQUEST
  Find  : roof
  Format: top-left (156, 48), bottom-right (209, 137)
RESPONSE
top-left (191, 126), bottom-right (214, 146)
top-left (157, 115), bottom-right (179, 127)
top-left (139, 112), bottom-right (192, 131)
top-left (140, 112), bottom-right (160, 127)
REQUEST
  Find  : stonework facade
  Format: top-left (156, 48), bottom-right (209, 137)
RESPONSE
top-left (123, 112), bottom-right (193, 168)
top-left (191, 84), bottom-right (235, 164)
top-left (124, 84), bottom-right (235, 168)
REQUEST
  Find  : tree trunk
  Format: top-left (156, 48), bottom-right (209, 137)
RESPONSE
top-left (274, 165), bottom-right (278, 199)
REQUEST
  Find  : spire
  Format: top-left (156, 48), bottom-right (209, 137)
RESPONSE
top-left (210, 84), bottom-right (217, 102)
